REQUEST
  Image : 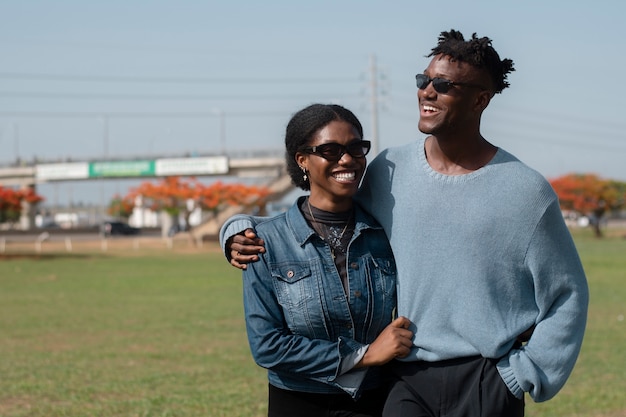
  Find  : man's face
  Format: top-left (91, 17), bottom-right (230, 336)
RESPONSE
top-left (417, 54), bottom-right (490, 138)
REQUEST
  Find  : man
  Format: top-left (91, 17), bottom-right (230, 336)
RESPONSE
top-left (222, 30), bottom-right (589, 416)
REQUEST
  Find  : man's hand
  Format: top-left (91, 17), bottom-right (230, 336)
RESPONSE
top-left (227, 228), bottom-right (265, 270)
top-left (357, 316), bottom-right (414, 367)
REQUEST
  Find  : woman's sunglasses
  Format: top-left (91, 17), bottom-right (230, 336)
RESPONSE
top-left (301, 140), bottom-right (371, 162)
top-left (415, 74), bottom-right (485, 94)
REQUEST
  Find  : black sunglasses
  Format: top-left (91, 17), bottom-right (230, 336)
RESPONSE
top-left (415, 74), bottom-right (485, 94)
top-left (301, 140), bottom-right (371, 161)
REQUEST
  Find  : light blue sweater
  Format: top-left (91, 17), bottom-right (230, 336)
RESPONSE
top-left (220, 137), bottom-right (589, 403)
top-left (357, 138), bottom-right (588, 402)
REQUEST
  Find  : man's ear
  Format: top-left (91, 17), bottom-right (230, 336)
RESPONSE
top-left (475, 90), bottom-right (493, 112)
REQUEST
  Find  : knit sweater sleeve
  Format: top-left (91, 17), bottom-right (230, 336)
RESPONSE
top-left (497, 199), bottom-right (589, 402)
top-left (218, 214), bottom-right (268, 260)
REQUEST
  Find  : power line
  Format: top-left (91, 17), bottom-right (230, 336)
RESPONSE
top-left (0, 91), bottom-right (362, 101)
top-left (0, 72), bottom-right (357, 84)
top-left (489, 105), bottom-right (626, 133)
top-left (0, 110), bottom-right (290, 118)
top-left (384, 109), bottom-right (626, 152)
top-left (387, 99), bottom-right (626, 146)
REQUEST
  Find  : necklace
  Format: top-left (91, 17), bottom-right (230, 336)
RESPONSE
top-left (307, 199), bottom-right (353, 259)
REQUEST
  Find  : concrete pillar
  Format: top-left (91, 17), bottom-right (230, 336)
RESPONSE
top-left (160, 210), bottom-right (173, 238)
top-left (19, 184), bottom-right (37, 230)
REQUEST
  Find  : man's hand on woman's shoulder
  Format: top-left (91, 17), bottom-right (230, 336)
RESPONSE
top-left (227, 228), bottom-right (265, 270)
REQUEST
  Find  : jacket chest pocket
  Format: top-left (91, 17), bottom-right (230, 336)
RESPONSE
top-left (272, 262), bottom-right (314, 307)
top-left (359, 256), bottom-right (398, 341)
top-left (270, 262), bottom-right (328, 338)
top-left (369, 257), bottom-right (397, 299)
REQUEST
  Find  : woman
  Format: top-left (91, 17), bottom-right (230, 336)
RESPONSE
top-left (232, 104), bottom-right (413, 417)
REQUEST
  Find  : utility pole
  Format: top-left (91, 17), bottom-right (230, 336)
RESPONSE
top-left (100, 115), bottom-right (109, 221)
top-left (210, 108), bottom-right (226, 154)
top-left (218, 110), bottom-right (225, 154)
top-left (13, 122), bottom-right (20, 162)
top-left (102, 115), bottom-right (109, 158)
top-left (369, 54), bottom-right (380, 156)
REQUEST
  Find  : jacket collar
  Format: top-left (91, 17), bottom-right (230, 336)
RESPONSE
top-left (285, 196), bottom-right (383, 248)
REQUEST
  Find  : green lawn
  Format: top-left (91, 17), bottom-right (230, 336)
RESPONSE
top-left (526, 230), bottom-right (626, 417)
top-left (0, 232), bottom-right (624, 416)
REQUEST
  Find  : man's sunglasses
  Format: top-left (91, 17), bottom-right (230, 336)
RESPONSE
top-left (415, 74), bottom-right (485, 94)
top-left (301, 140), bottom-right (371, 161)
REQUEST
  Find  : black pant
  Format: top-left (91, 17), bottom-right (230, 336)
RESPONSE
top-left (382, 356), bottom-right (524, 417)
top-left (268, 383), bottom-right (388, 417)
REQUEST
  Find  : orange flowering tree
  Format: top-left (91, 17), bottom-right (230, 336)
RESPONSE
top-left (0, 185), bottom-right (44, 225)
top-left (125, 177), bottom-right (199, 232)
top-left (198, 181), bottom-right (270, 215)
top-left (107, 194), bottom-right (135, 219)
top-left (549, 173), bottom-right (626, 237)
top-left (121, 177), bottom-right (270, 229)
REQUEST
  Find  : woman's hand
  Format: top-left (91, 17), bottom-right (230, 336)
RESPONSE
top-left (357, 316), bottom-right (414, 367)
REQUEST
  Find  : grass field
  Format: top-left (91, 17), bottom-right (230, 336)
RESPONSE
top-left (0, 231), bottom-right (624, 416)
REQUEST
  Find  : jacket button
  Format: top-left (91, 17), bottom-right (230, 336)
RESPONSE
top-left (354, 290), bottom-right (362, 298)
top-left (350, 262), bottom-right (359, 270)
top-left (287, 270), bottom-right (294, 278)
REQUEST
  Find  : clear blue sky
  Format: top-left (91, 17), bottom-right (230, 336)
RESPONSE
top-left (1, 0), bottom-right (625, 206)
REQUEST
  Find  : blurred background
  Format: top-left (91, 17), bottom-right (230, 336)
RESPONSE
top-left (1, 0), bottom-right (625, 232)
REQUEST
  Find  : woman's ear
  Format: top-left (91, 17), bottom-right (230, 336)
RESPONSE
top-left (295, 152), bottom-right (307, 171)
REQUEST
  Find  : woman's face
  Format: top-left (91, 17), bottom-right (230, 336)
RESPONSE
top-left (296, 120), bottom-right (366, 212)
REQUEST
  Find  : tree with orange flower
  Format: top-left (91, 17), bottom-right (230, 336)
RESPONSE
top-left (0, 185), bottom-right (44, 226)
top-left (549, 173), bottom-right (626, 237)
top-left (125, 177), bottom-right (197, 233)
top-left (121, 177), bottom-right (269, 233)
top-left (197, 181), bottom-right (270, 215)
top-left (107, 193), bottom-right (135, 220)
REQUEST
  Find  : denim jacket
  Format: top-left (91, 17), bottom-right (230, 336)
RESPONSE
top-left (241, 197), bottom-right (397, 398)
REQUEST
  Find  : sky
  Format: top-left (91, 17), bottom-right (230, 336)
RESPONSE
top-left (1, 0), bottom-right (625, 207)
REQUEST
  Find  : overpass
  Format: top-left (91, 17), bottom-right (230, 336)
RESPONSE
top-left (0, 152), bottom-right (294, 233)
top-left (0, 153), bottom-right (287, 186)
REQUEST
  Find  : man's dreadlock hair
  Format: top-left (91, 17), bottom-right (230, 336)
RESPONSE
top-left (428, 29), bottom-right (515, 94)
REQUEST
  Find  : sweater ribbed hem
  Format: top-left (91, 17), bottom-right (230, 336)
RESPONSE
top-left (496, 356), bottom-right (524, 399)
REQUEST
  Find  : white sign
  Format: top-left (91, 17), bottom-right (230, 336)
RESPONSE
top-left (155, 156), bottom-right (229, 176)
top-left (36, 163), bottom-right (90, 181)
